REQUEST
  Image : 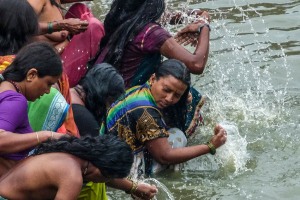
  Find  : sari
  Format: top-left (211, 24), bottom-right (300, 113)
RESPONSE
top-left (0, 55), bottom-right (79, 137)
top-left (28, 87), bottom-right (68, 132)
top-left (62, 3), bottom-right (105, 87)
top-left (78, 182), bottom-right (108, 200)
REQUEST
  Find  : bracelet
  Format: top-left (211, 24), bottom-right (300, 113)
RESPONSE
top-left (125, 179), bottom-right (138, 194)
top-left (47, 22), bottom-right (53, 34)
top-left (53, 21), bottom-right (63, 31)
top-left (206, 141), bottom-right (216, 155)
top-left (35, 132), bottom-right (41, 144)
top-left (198, 23), bottom-right (211, 33)
top-left (50, 131), bottom-right (54, 140)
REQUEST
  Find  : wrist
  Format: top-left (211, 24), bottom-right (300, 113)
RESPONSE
top-left (47, 22), bottom-right (53, 34)
top-left (198, 23), bottom-right (211, 33)
top-left (206, 141), bottom-right (216, 155)
top-left (125, 179), bottom-right (138, 194)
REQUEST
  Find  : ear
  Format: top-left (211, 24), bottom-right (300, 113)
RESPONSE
top-left (149, 73), bottom-right (156, 84)
top-left (26, 68), bottom-right (38, 82)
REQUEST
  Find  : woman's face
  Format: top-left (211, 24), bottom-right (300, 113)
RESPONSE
top-left (26, 75), bottom-right (60, 101)
top-left (150, 74), bottom-right (188, 109)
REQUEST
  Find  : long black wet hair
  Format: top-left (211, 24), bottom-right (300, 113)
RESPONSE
top-left (79, 63), bottom-right (125, 123)
top-left (155, 59), bottom-right (191, 132)
top-left (0, 0), bottom-right (38, 55)
top-left (90, 0), bottom-right (165, 69)
top-left (34, 134), bottom-right (133, 178)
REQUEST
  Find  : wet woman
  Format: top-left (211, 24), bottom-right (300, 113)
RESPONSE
top-left (92, 0), bottom-right (210, 138)
top-left (101, 59), bottom-right (227, 179)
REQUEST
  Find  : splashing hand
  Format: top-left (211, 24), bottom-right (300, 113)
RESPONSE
top-left (132, 182), bottom-right (158, 200)
top-left (210, 124), bottom-right (227, 148)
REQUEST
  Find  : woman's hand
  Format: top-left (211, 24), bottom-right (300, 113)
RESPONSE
top-left (174, 11), bottom-right (210, 46)
top-left (131, 182), bottom-right (158, 200)
top-left (57, 18), bottom-right (89, 35)
top-left (210, 124), bottom-right (227, 148)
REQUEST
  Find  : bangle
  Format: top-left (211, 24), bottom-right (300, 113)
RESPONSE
top-left (125, 179), bottom-right (138, 194)
top-left (50, 131), bottom-right (54, 140)
top-left (54, 21), bottom-right (63, 31)
top-left (47, 22), bottom-right (53, 34)
top-left (35, 132), bottom-right (41, 144)
top-left (198, 23), bottom-right (211, 33)
top-left (206, 141), bottom-right (216, 155)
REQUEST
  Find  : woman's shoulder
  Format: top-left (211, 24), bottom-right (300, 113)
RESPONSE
top-left (0, 90), bottom-right (25, 101)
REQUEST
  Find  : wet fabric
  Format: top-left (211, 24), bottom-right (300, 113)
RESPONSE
top-left (185, 87), bottom-right (205, 138)
top-left (72, 104), bottom-right (100, 137)
top-left (96, 23), bottom-right (171, 88)
top-left (101, 82), bottom-right (169, 178)
top-left (0, 91), bottom-right (33, 161)
top-left (78, 182), bottom-right (108, 200)
top-left (62, 3), bottom-right (105, 88)
top-left (28, 87), bottom-right (69, 132)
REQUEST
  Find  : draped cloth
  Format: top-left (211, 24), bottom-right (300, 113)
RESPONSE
top-left (28, 87), bottom-right (69, 132)
top-left (0, 55), bottom-right (79, 137)
top-left (0, 55), bottom-right (15, 72)
top-left (62, 3), bottom-right (105, 88)
top-left (78, 182), bottom-right (108, 200)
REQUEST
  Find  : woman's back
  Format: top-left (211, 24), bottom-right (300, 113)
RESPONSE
top-left (0, 153), bottom-right (83, 200)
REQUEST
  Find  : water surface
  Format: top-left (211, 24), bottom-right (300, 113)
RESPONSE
top-left (90, 1), bottom-right (300, 199)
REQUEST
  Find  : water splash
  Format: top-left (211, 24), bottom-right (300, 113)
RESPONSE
top-left (216, 121), bottom-right (250, 176)
top-left (142, 178), bottom-right (175, 200)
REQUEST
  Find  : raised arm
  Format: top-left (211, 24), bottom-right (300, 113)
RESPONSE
top-left (160, 11), bottom-right (210, 74)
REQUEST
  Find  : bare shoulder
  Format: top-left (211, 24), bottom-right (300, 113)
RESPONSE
top-left (0, 153), bottom-right (83, 198)
top-left (27, 0), bottom-right (48, 14)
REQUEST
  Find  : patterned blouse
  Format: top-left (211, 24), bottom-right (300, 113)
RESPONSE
top-left (101, 82), bottom-right (169, 152)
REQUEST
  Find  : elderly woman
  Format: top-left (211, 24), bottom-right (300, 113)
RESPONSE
top-left (101, 59), bottom-right (227, 180)
top-left (0, 42), bottom-right (65, 177)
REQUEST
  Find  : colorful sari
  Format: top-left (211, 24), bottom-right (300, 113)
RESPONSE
top-left (0, 55), bottom-right (15, 72)
top-left (96, 23), bottom-right (205, 137)
top-left (28, 87), bottom-right (68, 132)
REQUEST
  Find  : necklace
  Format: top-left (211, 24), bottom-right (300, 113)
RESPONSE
top-left (7, 80), bottom-right (21, 93)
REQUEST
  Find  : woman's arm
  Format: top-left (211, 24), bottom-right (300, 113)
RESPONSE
top-left (145, 124), bottom-right (227, 165)
top-left (0, 130), bottom-right (64, 154)
top-left (160, 11), bottom-right (210, 74)
top-left (107, 178), bottom-right (157, 200)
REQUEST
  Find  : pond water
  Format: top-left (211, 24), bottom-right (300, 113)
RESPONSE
top-left (90, 0), bottom-right (300, 199)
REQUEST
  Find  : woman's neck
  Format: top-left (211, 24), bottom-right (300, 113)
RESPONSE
top-left (71, 85), bottom-right (85, 105)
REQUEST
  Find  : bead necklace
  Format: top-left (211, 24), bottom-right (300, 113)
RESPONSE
top-left (7, 80), bottom-right (21, 93)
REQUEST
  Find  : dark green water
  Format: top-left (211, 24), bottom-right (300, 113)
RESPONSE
top-left (90, 0), bottom-right (300, 199)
